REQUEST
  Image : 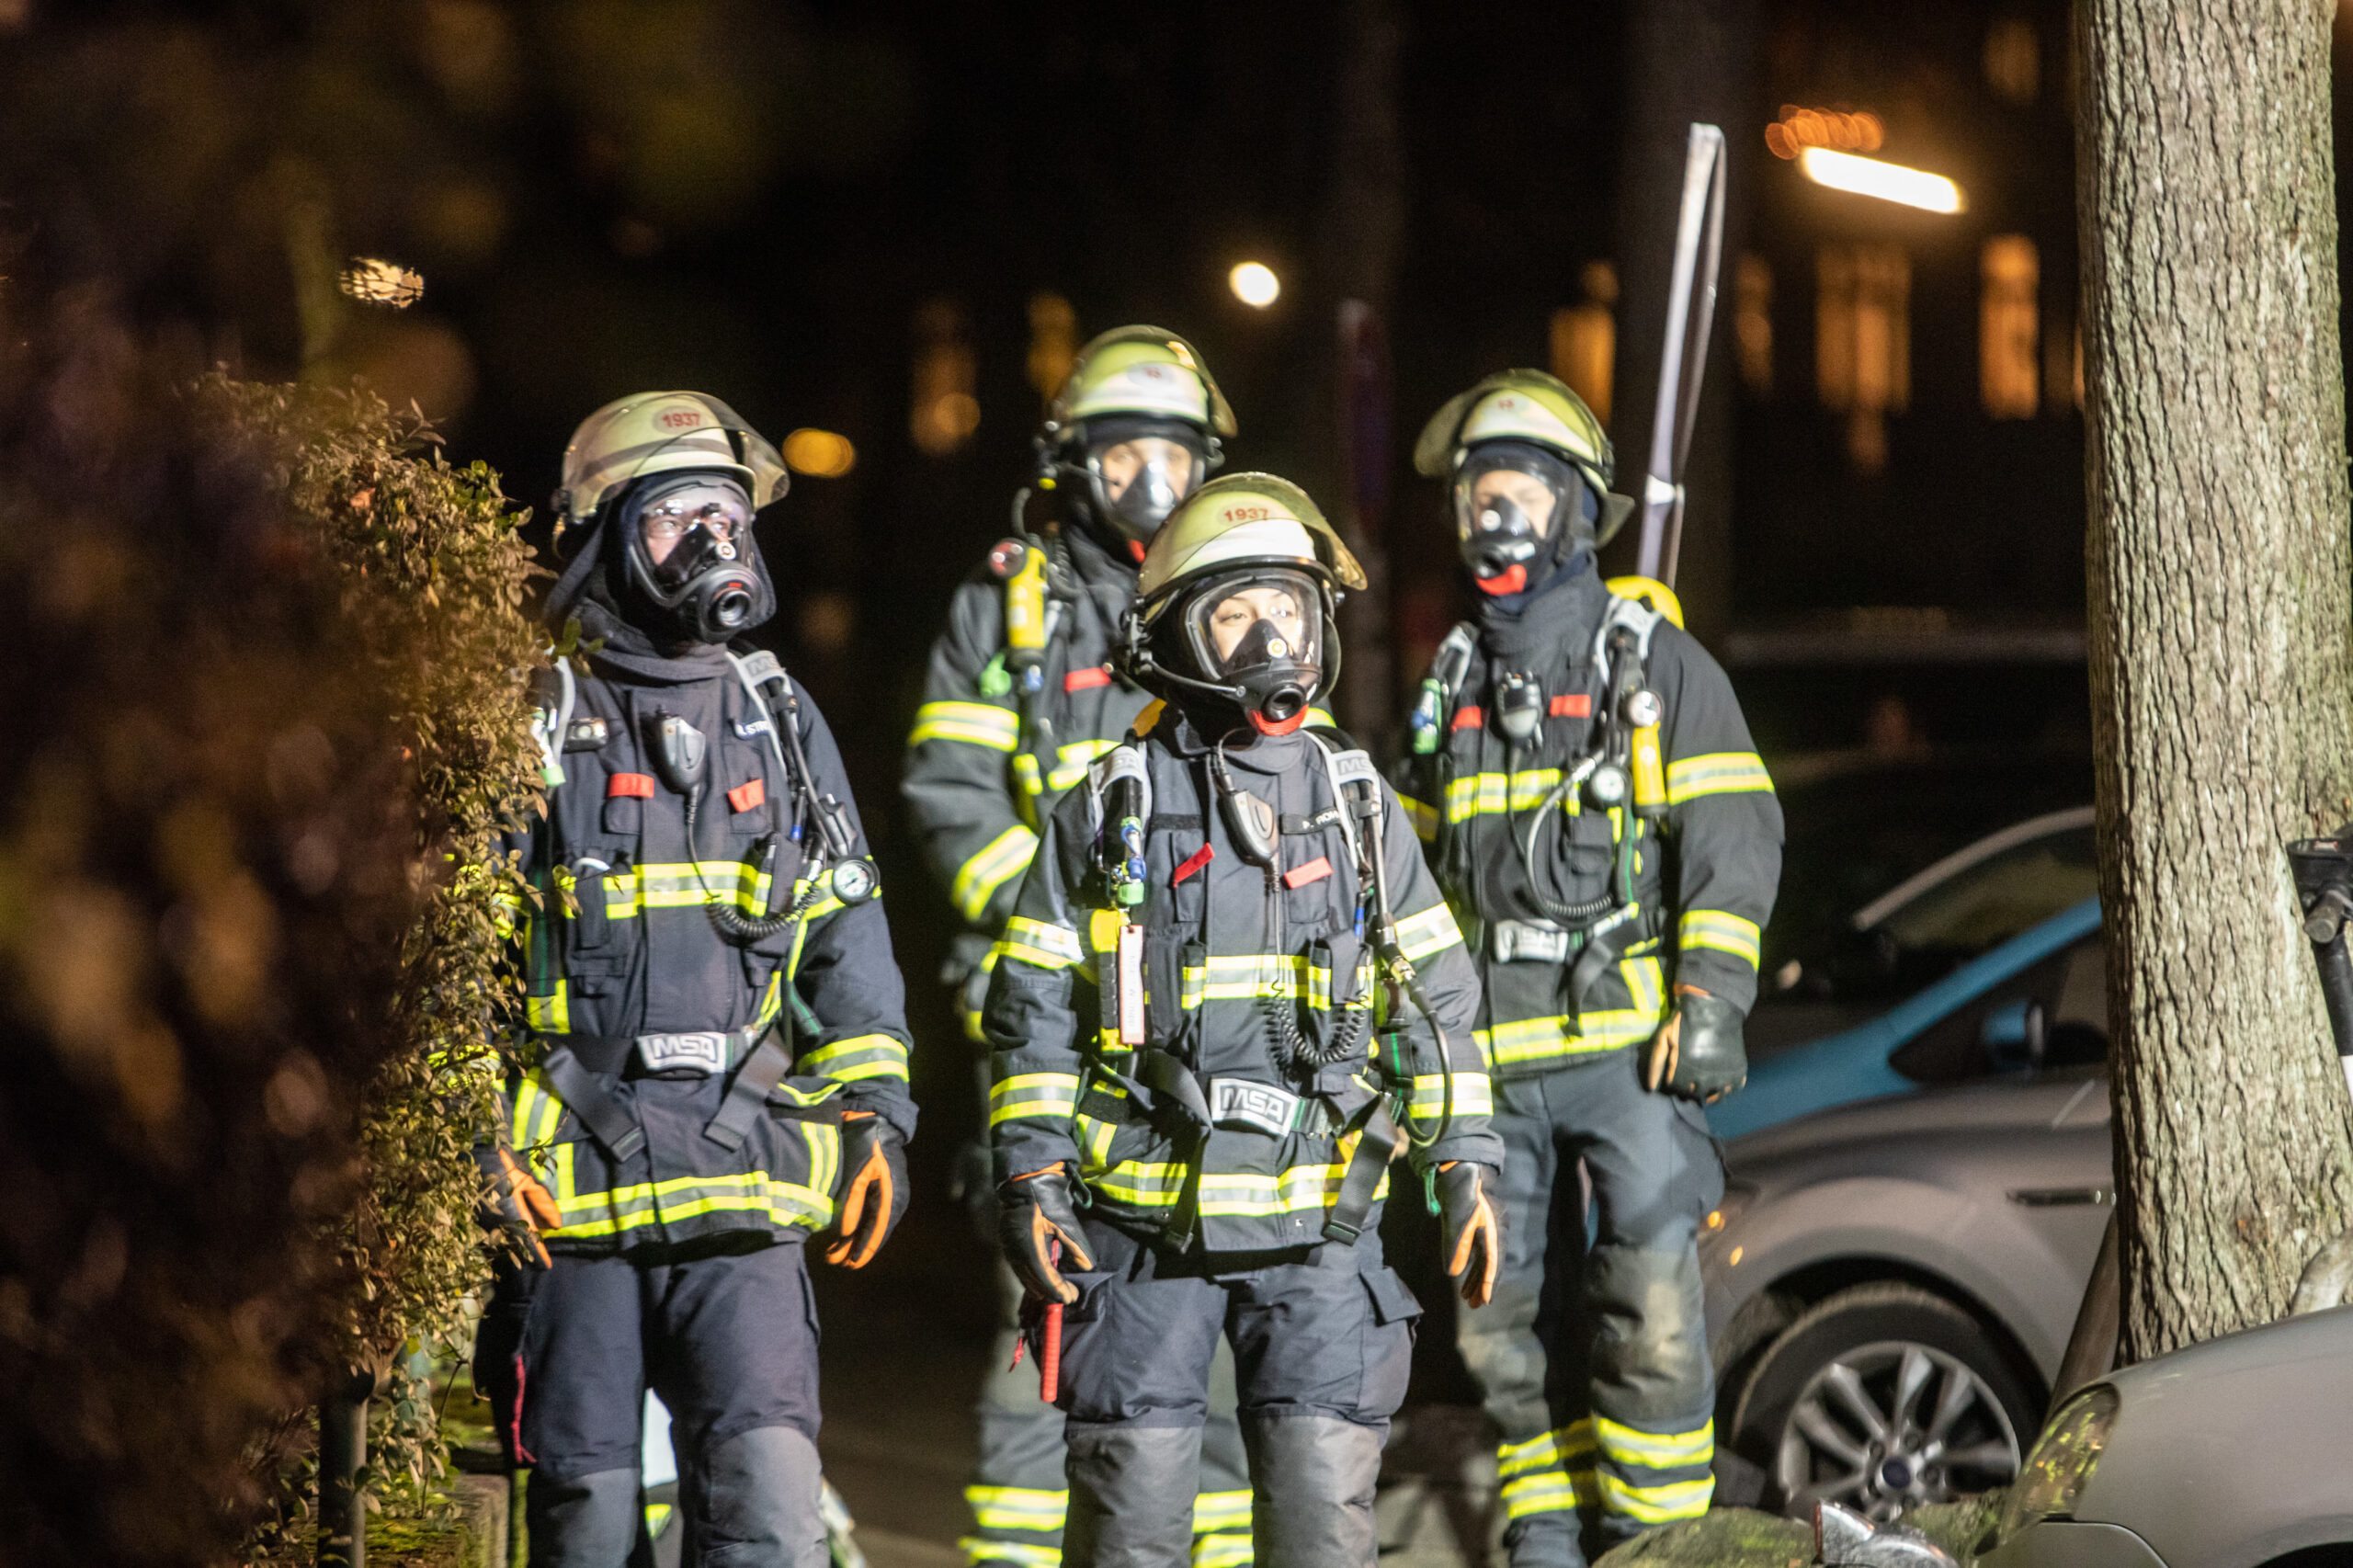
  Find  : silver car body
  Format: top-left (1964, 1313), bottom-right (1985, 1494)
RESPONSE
top-left (1979, 1305), bottom-right (2353, 1568)
top-left (1702, 1070), bottom-right (2113, 1393)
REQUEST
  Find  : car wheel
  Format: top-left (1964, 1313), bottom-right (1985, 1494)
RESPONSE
top-left (1731, 1282), bottom-right (2037, 1523)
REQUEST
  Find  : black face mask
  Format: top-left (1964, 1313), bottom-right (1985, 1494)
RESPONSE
top-left (614, 477), bottom-right (776, 644)
top-left (1464, 491), bottom-right (1543, 582)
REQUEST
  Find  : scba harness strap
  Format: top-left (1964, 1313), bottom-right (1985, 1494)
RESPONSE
top-left (1077, 727), bottom-right (1413, 1247)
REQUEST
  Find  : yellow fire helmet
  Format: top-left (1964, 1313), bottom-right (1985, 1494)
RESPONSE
top-left (1123, 473), bottom-right (1366, 731)
top-left (554, 391), bottom-right (791, 535)
top-left (1414, 369), bottom-right (1637, 549)
top-left (1048, 324), bottom-right (1238, 436)
top-left (1135, 473), bottom-right (1366, 605)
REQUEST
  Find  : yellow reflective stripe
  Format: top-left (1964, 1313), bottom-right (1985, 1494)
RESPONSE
top-left (1393, 901), bottom-right (1466, 961)
top-left (1594, 1415), bottom-right (1714, 1468)
top-left (1406, 1071), bottom-right (1493, 1119)
top-left (1443, 768), bottom-right (1575, 824)
top-left (954, 824), bottom-right (1040, 923)
top-left (1091, 1159), bottom-right (1187, 1208)
top-left (527, 983), bottom-right (571, 1033)
top-left (1400, 793), bottom-right (1439, 843)
top-left (800, 1033), bottom-right (910, 1083)
top-left (1000, 915), bottom-right (1085, 971)
top-left (1047, 738), bottom-right (1121, 793)
top-left (1597, 1471), bottom-right (1712, 1524)
top-left (990, 1072), bottom-right (1079, 1127)
top-left (1475, 957), bottom-right (1667, 1066)
top-left (959, 1542), bottom-right (1062, 1568)
top-left (1664, 750), bottom-right (1773, 804)
top-left (912, 700), bottom-right (1019, 751)
top-left (1500, 1471), bottom-right (1598, 1519)
top-left (1190, 1491), bottom-right (1252, 1534)
top-left (1306, 706), bottom-right (1336, 728)
top-left (1497, 1422), bottom-right (1600, 1519)
top-left (1679, 909), bottom-right (1761, 967)
top-left (591, 860), bottom-right (793, 916)
top-left (1499, 1421), bottom-right (1597, 1475)
top-left (1196, 1163), bottom-right (1344, 1217)
top-left (965, 1485), bottom-right (1066, 1533)
top-left (548, 1170), bottom-right (833, 1239)
top-left (1180, 953), bottom-right (1327, 1008)
top-left (1191, 1535), bottom-right (1252, 1568)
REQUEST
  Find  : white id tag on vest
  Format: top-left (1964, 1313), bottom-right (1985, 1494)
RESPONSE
top-left (1117, 924), bottom-right (1147, 1046)
top-left (637, 1031), bottom-right (731, 1074)
top-left (1210, 1077), bottom-right (1301, 1138)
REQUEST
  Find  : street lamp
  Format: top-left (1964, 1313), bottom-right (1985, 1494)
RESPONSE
top-left (1229, 261), bottom-right (1280, 308)
top-left (1798, 147), bottom-right (1967, 214)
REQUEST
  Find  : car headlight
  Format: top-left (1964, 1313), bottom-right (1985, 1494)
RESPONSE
top-left (1996, 1384), bottom-right (2120, 1541)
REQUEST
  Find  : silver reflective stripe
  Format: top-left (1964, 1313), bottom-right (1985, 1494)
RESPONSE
top-left (1209, 1077), bottom-right (1302, 1138)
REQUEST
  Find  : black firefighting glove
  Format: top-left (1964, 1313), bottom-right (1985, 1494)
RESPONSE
top-left (1437, 1161), bottom-right (1506, 1308)
top-left (825, 1111), bottom-right (909, 1269)
top-left (479, 1146), bottom-right (561, 1267)
top-left (997, 1163), bottom-right (1097, 1304)
top-left (1644, 985), bottom-right (1748, 1104)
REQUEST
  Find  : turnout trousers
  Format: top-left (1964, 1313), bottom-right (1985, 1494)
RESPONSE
top-left (1455, 1050), bottom-right (1725, 1566)
top-left (970, 1258), bottom-right (1255, 1568)
top-left (477, 1242), bottom-right (827, 1568)
top-left (1051, 1219), bottom-right (1421, 1568)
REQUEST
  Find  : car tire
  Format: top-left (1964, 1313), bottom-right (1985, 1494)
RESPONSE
top-left (1730, 1282), bottom-right (2040, 1523)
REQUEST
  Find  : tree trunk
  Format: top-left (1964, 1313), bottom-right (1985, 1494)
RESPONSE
top-left (2077, 0), bottom-right (2353, 1362)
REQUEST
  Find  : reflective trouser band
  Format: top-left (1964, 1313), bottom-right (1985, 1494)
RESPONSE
top-left (1497, 1418), bottom-right (1714, 1526)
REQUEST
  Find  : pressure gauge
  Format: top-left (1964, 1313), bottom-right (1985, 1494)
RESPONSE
top-left (830, 858), bottom-right (880, 904)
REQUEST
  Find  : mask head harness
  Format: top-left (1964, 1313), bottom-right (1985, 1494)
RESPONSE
top-left (1118, 473), bottom-right (1364, 738)
top-left (611, 472), bottom-right (777, 644)
top-left (1452, 440), bottom-right (1591, 594)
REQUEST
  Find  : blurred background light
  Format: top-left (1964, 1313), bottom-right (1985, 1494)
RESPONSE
top-left (1228, 261), bottom-right (1280, 308)
top-left (336, 258), bottom-right (425, 308)
top-left (1798, 147), bottom-right (1966, 214)
top-left (782, 427), bottom-right (857, 478)
top-left (1765, 105), bottom-right (1884, 160)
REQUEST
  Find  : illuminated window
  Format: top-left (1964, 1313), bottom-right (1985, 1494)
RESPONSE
top-left (911, 298), bottom-right (979, 458)
top-left (1735, 254), bottom-right (1772, 394)
top-left (1549, 260), bottom-right (1618, 422)
top-left (1816, 244), bottom-right (1909, 473)
top-left (1981, 235), bottom-right (2040, 419)
top-left (1985, 17), bottom-right (2040, 103)
top-left (1027, 292), bottom-right (1077, 410)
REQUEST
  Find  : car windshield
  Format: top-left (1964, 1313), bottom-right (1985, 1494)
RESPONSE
top-left (1770, 821), bottom-right (2097, 1008)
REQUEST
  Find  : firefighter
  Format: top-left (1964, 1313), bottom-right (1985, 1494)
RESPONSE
top-left (474, 392), bottom-right (917, 1568)
top-left (1396, 370), bottom-right (1781, 1563)
top-left (984, 474), bottom-right (1506, 1568)
top-left (903, 327), bottom-right (1262, 1568)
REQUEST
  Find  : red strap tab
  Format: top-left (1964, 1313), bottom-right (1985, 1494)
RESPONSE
top-left (1451, 706), bottom-right (1484, 733)
top-left (1064, 665), bottom-right (1114, 693)
top-left (726, 778), bottom-right (767, 813)
top-left (1283, 856), bottom-right (1334, 890)
top-left (1550, 693), bottom-right (1593, 718)
top-left (607, 772), bottom-right (654, 800)
top-left (1172, 844), bottom-right (1215, 884)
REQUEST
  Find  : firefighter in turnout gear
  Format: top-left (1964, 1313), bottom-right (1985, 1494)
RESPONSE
top-left (903, 327), bottom-right (1264, 1568)
top-left (1398, 372), bottom-right (1781, 1564)
top-left (474, 392), bottom-right (917, 1568)
top-left (984, 475), bottom-right (1506, 1568)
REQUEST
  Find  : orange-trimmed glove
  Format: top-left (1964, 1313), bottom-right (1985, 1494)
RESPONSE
top-left (1437, 1161), bottom-right (1506, 1308)
top-left (825, 1110), bottom-right (909, 1268)
top-left (1644, 983), bottom-right (1748, 1103)
top-left (483, 1146), bottom-right (561, 1267)
top-left (997, 1164), bottom-right (1096, 1303)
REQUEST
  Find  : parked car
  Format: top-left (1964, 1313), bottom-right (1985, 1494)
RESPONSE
top-left (1978, 1305), bottom-right (2353, 1567)
top-left (1696, 809), bottom-right (2116, 1517)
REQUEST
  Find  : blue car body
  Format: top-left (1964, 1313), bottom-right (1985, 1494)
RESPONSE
top-left (1708, 895), bottom-right (2104, 1141)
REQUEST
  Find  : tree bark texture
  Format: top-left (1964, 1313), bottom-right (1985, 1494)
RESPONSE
top-left (2077, 0), bottom-right (2353, 1362)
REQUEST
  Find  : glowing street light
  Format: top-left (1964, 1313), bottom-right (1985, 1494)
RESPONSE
top-left (782, 428), bottom-right (857, 478)
top-left (1798, 147), bottom-right (1966, 214)
top-left (1229, 261), bottom-right (1281, 308)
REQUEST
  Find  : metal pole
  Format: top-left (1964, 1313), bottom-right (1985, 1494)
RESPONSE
top-left (319, 1377), bottom-right (370, 1568)
top-left (1634, 123), bottom-right (1729, 588)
